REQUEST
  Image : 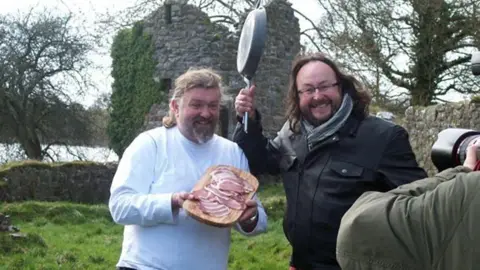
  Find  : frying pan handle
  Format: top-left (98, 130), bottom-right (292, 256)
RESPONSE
top-left (243, 78), bottom-right (252, 133)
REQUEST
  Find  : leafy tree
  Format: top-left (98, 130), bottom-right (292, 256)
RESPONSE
top-left (85, 94), bottom-right (111, 148)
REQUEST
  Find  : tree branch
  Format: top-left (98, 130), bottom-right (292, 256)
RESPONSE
top-left (300, 32), bottom-right (321, 52)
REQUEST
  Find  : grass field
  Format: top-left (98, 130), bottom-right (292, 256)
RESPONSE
top-left (0, 183), bottom-right (289, 270)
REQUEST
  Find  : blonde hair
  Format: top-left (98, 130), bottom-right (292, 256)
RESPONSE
top-left (162, 67), bottom-right (225, 128)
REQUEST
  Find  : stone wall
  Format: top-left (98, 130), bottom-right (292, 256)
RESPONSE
top-left (5, 102), bottom-right (478, 204)
top-left (142, 2), bottom-right (240, 133)
top-left (232, 0), bottom-right (301, 137)
top-left (403, 101), bottom-right (480, 176)
top-left (143, 0), bottom-right (301, 138)
top-left (0, 162), bottom-right (117, 204)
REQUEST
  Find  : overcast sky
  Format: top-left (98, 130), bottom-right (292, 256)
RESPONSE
top-left (1, 0), bottom-right (324, 107)
top-left (1, 0), bottom-right (467, 106)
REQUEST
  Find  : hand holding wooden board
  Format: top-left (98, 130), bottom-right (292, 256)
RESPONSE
top-left (183, 165), bottom-right (259, 228)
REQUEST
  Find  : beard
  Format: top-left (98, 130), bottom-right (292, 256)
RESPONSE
top-left (301, 97), bottom-right (339, 127)
top-left (190, 116), bottom-right (217, 144)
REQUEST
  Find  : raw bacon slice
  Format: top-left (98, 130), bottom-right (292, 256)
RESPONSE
top-left (216, 180), bottom-right (245, 193)
top-left (199, 199), bottom-right (230, 217)
top-left (192, 189), bottom-right (216, 200)
top-left (211, 170), bottom-right (254, 192)
top-left (204, 186), bottom-right (234, 201)
top-left (192, 166), bottom-right (255, 217)
top-left (215, 196), bottom-right (245, 210)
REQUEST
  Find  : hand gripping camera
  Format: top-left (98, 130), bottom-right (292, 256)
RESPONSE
top-left (430, 51), bottom-right (480, 171)
top-left (431, 129), bottom-right (480, 171)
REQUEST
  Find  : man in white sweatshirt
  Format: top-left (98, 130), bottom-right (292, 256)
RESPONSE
top-left (108, 68), bottom-right (268, 270)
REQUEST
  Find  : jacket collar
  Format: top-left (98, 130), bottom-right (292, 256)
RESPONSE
top-left (338, 114), bottom-right (363, 138)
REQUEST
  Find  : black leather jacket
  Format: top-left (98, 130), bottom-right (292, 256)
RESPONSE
top-left (232, 113), bottom-right (427, 270)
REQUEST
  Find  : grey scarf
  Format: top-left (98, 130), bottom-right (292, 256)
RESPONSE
top-left (301, 94), bottom-right (354, 150)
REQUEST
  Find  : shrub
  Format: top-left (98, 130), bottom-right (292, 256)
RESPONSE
top-left (107, 21), bottom-right (167, 158)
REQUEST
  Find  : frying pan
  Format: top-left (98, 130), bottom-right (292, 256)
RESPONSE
top-left (236, 1), bottom-right (268, 133)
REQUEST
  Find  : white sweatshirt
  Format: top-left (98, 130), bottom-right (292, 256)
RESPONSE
top-left (109, 126), bottom-right (268, 270)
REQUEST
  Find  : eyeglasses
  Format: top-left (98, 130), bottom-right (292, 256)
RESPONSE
top-left (297, 82), bottom-right (340, 95)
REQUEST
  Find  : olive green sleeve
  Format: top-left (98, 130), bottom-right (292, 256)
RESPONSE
top-left (337, 166), bottom-right (478, 269)
top-left (387, 166), bottom-right (471, 196)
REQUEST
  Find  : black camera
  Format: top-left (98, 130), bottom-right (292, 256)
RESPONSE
top-left (431, 128), bottom-right (480, 171)
top-left (431, 53), bottom-right (480, 171)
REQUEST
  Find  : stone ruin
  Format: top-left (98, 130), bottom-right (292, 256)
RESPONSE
top-left (142, 0), bottom-right (301, 138)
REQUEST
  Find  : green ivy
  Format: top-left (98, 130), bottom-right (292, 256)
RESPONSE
top-left (471, 95), bottom-right (480, 104)
top-left (107, 21), bottom-right (167, 158)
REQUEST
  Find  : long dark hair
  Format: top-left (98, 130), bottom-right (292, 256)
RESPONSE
top-left (285, 52), bottom-right (372, 133)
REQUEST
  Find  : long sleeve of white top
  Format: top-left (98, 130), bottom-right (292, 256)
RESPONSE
top-left (109, 132), bottom-right (177, 226)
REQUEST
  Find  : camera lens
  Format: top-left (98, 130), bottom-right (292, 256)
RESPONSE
top-left (457, 134), bottom-right (480, 165)
top-left (431, 128), bottom-right (480, 171)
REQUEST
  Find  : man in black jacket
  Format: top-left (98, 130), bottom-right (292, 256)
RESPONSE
top-left (232, 52), bottom-right (428, 270)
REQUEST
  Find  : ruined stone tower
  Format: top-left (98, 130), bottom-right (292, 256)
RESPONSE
top-left (143, 0), bottom-right (301, 138)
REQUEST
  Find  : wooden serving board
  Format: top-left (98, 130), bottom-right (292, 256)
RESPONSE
top-left (183, 165), bottom-right (259, 228)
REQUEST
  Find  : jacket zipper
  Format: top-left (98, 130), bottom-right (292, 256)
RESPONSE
top-left (292, 137), bottom-right (306, 246)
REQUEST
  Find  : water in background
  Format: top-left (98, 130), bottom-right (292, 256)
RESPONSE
top-left (0, 143), bottom-right (119, 164)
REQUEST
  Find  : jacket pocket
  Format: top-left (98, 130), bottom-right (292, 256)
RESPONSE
top-left (316, 159), bottom-right (372, 197)
top-left (329, 160), bottom-right (364, 178)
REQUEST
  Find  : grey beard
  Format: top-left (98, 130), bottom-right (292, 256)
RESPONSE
top-left (192, 126), bottom-right (214, 144)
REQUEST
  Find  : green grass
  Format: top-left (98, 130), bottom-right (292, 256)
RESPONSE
top-left (0, 183), bottom-right (289, 270)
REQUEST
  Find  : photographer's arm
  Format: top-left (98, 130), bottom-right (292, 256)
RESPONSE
top-left (389, 141), bottom-right (478, 196)
top-left (387, 166), bottom-right (470, 196)
top-left (337, 144), bottom-right (480, 269)
top-left (337, 167), bottom-right (478, 269)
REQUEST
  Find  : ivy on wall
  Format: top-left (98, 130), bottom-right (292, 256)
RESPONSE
top-left (107, 21), bottom-right (167, 158)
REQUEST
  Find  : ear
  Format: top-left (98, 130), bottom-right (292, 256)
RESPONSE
top-left (170, 99), bottom-right (180, 117)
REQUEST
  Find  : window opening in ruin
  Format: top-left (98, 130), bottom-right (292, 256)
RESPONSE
top-left (165, 4), bottom-right (172, 24)
top-left (219, 106), bottom-right (229, 138)
top-left (161, 78), bottom-right (172, 92)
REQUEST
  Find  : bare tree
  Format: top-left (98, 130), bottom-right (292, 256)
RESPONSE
top-left (313, 0), bottom-right (480, 106)
top-left (95, 0), bottom-right (313, 49)
top-left (0, 7), bottom-right (98, 160)
top-left (95, 0), bottom-right (252, 33)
